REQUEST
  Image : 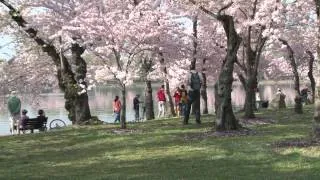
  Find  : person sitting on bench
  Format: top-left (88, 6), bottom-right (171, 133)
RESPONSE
top-left (37, 109), bottom-right (47, 131)
top-left (19, 109), bottom-right (29, 134)
top-left (37, 109), bottom-right (46, 121)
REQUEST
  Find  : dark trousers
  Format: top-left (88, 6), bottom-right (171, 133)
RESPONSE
top-left (134, 108), bottom-right (140, 121)
top-left (183, 90), bottom-right (201, 124)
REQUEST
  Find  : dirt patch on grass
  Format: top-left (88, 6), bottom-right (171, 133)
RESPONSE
top-left (111, 128), bottom-right (142, 135)
top-left (275, 139), bottom-right (320, 148)
top-left (184, 128), bottom-right (258, 141)
top-left (240, 117), bottom-right (276, 126)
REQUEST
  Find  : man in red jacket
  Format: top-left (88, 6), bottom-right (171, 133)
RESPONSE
top-left (157, 85), bottom-right (166, 118)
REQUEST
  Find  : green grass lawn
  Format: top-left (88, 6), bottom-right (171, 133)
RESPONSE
top-left (1, 106), bottom-right (320, 180)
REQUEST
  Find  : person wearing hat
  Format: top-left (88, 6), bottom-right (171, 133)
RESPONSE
top-left (133, 94), bottom-right (142, 121)
top-left (7, 91), bottom-right (21, 134)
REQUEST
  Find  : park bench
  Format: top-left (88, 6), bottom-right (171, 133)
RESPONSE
top-left (256, 100), bottom-right (269, 109)
top-left (19, 117), bottom-right (48, 133)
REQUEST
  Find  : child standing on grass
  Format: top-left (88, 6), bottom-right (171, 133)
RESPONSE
top-left (180, 85), bottom-right (188, 118)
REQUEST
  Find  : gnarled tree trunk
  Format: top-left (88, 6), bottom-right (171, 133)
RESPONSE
top-left (214, 15), bottom-right (241, 131)
top-left (70, 42), bottom-right (92, 124)
top-left (190, 1), bottom-right (241, 130)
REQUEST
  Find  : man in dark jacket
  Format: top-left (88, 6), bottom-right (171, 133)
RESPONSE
top-left (184, 69), bottom-right (203, 125)
top-left (133, 94), bottom-right (142, 121)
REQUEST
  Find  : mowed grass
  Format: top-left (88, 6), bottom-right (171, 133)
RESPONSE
top-left (1, 106), bottom-right (320, 180)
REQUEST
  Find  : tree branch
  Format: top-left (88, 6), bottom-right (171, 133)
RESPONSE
top-left (218, 2), bottom-right (234, 16)
top-left (189, 0), bottom-right (218, 18)
top-left (189, 0), bottom-right (234, 18)
top-left (238, 8), bottom-right (248, 19)
top-left (251, 0), bottom-right (259, 19)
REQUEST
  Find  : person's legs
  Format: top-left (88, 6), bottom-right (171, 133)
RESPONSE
top-left (9, 116), bottom-right (14, 134)
top-left (179, 103), bottom-right (183, 117)
top-left (158, 101), bottom-right (165, 118)
top-left (161, 101), bottom-right (166, 117)
top-left (157, 102), bottom-right (162, 118)
top-left (175, 103), bottom-right (180, 117)
top-left (184, 91), bottom-right (195, 124)
top-left (183, 102), bottom-right (191, 124)
top-left (135, 108), bottom-right (140, 121)
top-left (194, 90), bottom-right (201, 124)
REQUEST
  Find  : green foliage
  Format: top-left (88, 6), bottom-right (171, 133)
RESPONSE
top-left (0, 106), bottom-right (319, 179)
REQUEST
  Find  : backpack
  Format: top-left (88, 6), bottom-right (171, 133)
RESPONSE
top-left (190, 72), bottom-right (201, 90)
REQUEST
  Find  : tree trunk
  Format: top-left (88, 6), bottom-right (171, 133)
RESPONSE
top-left (144, 80), bottom-right (155, 120)
top-left (141, 57), bottom-right (155, 120)
top-left (241, 27), bottom-right (267, 118)
top-left (159, 52), bottom-right (176, 117)
top-left (70, 42), bottom-right (92, 124)
top-left (190, 15), bottom-right (198, 71)
top-left (279, 38), bottom-right (302, 114)
top-left (121, 86), bottom-right (126, 129)
top-left (190, 15), bottom-right (199, 115)
top-left (201, 70), bottom-right (208, 114)
top-left (1, 1), bottom-right (93, 124)
top-left (164, 80), bottom-right (175, 117)
top-left (306, 50), bottom-right (316, 104)
top-left (313, 0), bottom-right (320, 138)
top-left (242, 30), bottom-right (256, 118)
top-left (214, 15), bottom-right (241, 131)
top-left (244, 77), bottom-right (257, 117)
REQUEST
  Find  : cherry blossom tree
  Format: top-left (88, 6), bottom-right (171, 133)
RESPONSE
top-left (261, 1), bottom-right (317, 113)
top-left (80, 0), bottom-right (184, 127)
top-left (230, 0), bottom-right (282, 118)
top-left (278, 38), bottom-right (303, 113)
top-left (176, 0), bottom-right (242, 130)
top-left (0, 0), bottom-right (94, 125)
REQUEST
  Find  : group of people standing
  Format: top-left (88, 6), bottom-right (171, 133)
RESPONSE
top-left (112, 69), bottom-right (203, 124)
top-left (156, 69), bottom-right (203, 124)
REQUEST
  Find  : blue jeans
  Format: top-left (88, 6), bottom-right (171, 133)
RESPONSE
top-left (114, 112), bottom-right (120, 123)
top-left (181, 103), bottom-right (187, 117)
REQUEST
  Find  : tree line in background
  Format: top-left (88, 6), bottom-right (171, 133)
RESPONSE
top-left (1, 0), bottom-right (320, 136)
